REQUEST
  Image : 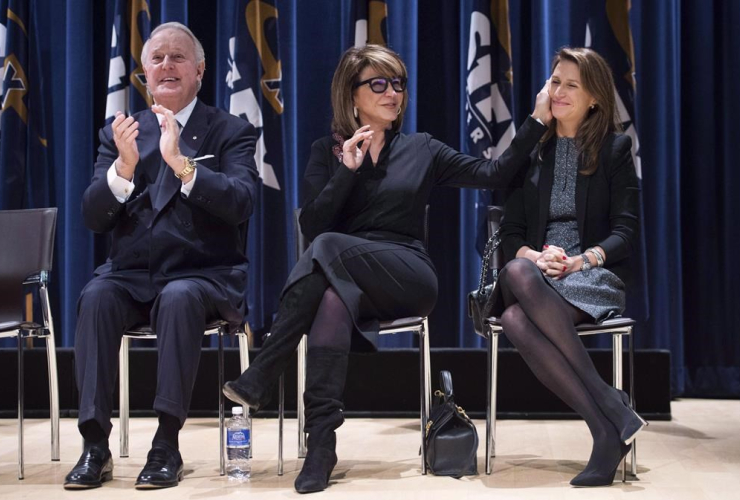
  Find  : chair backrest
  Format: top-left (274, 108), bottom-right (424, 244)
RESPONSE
top-left (486, 206), bottom-right (504, 272)
top-left (294, 208), bottom-right (310, 261)
top-left (293, 205), bottom-right (430, 260)
top-left (0, 208), bottom-right (57, 324)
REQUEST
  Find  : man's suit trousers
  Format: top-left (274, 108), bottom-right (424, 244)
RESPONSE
top-left (74, 274), bottom-right (218, 435)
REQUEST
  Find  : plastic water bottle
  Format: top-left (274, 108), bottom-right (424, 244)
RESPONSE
top-left (226, 406), bottom-right (251, 481)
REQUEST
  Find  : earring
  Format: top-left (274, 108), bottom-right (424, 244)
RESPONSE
top-left (353, 106), bottom-right (358, 118)
top-left (590, 104), bottom-right (595, 109)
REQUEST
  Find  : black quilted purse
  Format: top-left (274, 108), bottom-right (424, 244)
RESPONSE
top-left (424, 371), bottom-right (478, 477)
top-left (466, 229), bottom-right (501, 335)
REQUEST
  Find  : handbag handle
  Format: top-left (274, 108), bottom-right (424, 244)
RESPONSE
top-left (477, 229), bottom-right (502, 295)
top-left (438, 370), bottom-right (454, 403)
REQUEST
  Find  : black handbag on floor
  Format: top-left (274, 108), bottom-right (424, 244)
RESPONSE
top-left (424, 370), bottom-right (478, 477)
top-left (467, 229), bottom-right (502, 335)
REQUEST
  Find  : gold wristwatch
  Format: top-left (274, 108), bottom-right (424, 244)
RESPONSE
top-left (175, 156), bottom-right (196, 179)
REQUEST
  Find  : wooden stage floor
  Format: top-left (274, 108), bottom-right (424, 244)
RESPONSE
top-left (1, 398), bottom-right (738, 499)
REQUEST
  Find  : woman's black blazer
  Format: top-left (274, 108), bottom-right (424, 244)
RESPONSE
top-left (500, 132), bottom-right (640, 288)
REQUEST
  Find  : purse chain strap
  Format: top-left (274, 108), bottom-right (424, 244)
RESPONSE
top-left (477, 228), bottom-right (502, 295)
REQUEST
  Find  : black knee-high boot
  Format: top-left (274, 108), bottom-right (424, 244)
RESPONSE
top-left (223, 273), bottom-right (329, 411)
top-left (294, 347), bottom-right (348, 494)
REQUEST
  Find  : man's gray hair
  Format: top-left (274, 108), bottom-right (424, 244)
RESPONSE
top-left (141, 22), bottom-right (206, 66)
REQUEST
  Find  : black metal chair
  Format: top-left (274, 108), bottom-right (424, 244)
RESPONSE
top-left (0, 208), bottom-right (60, 480)
top-left (118, 322), bottom-right (250, 475)
top-left (274, 208), bottom-right (432, 475)
top-left (476, 206), bottom-right (638, 478)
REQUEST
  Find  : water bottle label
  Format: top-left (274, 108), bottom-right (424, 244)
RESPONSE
top-left (227, 428), bottom-right (250, 447)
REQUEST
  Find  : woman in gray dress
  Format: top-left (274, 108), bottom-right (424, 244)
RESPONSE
top-left (223, 44), bottom-right (548, 493)
top-left (494, 47), bottom-right (647, 487)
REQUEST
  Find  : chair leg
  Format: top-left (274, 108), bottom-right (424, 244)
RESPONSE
top-left (40, 283), bottom-right (60, 462)
top-left (628, 326), bottom-right (638, 477)
top-left (278, 373), bottom-right (284, 476)
top-left (236, 331), bottom-right (251, 458)
top-left (218, 327), bottom-right (226, 476)
top-left (297, 335), bottom-right (308, 458)
top-left (612, 334), bottom-right (623, 391)
top-left (422, 318), bottom-right (432, 421)
top-left (490, 331), bottom-right (500, 466)
top-left (238, 331), bottom-right (250, 425)
top-left (119, 336), bottom-right (130, 458)
top-left (612, 333), bottom-right (627, 482)
top-left (485, 330), bottom-right (492, 476)
top-left (18, 331), bottom-right (25, 480)
top-left (419, 319), bottom-right (430, 475)
top-left (485, 328), bottom-right (495, 475)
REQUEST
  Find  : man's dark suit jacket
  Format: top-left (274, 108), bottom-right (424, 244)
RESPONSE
top-left (82, 99), bottom-right (259, 325)
top-left (500, 130), bottom-right (640, 288)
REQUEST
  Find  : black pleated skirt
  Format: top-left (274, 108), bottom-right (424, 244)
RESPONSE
top-left (281, 232), bottom-right (438, 346)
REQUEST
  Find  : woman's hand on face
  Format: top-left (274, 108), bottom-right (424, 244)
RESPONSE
top-left (531, 79), bottom-right (553, 125)
top-left (342, 125), bottom-right (374, 171)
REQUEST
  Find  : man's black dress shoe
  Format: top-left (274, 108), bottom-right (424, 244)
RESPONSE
top-left (64, 445), bottom-right (113, 489)
top-left (135, 446), bottom-right (184, 489)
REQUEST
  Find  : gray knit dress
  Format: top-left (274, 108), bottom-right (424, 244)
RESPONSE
top-left (544, 137), bottom-right (625, 322)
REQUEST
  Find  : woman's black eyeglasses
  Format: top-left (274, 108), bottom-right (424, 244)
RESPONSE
top-left (353, 76), bottom-right (407, 94)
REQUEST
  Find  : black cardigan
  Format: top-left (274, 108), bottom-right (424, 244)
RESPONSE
top-left (298, 116), bottom-right (546, 248)
top-left (500, 132), bottom-right (640, 288)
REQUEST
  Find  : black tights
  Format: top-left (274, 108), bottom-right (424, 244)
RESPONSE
top-left (498, 259), bottom-right (624, 475)
top-left (306, 286), bottom-right (353, 353)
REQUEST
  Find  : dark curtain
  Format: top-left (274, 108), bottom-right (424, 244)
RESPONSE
top-left (675, 0), bottom-right (740, 396)
top-left (1, 0), bottom-right (738, 397)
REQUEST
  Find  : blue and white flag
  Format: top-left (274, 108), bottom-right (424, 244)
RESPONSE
top-left (0, 0), bottom-right (7, 131)
top-left (586, 1), bottom-right (649, 321)
top-left (226, 0), bottom-right (282, 190)
top-left (458, 0), bottom-right (514, 344)
top-left (225, 0), bottom-right (290, 332)
top-left (0, 0), bottom-right (50, 209)
top-left (462, 0), bottom-right (515, 254)
top-left (585, 2), bottom-right (641, 178)
top-left (350, 0), bottom-right (388, 47)
top-left (105, 0), bottom-right (151, 123)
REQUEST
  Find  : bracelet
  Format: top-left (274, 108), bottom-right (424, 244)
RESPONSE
top-left (594, 248), bottom-right (605, 266)
top-left (587, 248), bottom-right (604, 267)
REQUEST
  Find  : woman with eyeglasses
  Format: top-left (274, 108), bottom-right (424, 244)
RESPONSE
top-left (223, 44), bottom-right (549, 493)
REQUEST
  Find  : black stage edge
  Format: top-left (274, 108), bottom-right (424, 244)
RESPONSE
top-left (0, 347), bottom-right (671, 420)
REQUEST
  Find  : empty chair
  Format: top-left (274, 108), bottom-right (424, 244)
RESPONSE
top-left (0, 208), bottom-right (60, 480)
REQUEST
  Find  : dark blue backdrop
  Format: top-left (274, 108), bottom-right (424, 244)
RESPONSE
top-left (1, 0), bottom-right (738, 397)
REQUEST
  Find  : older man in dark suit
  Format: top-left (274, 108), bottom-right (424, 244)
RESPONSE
top-left (64, 22), bottom-right (258, 490)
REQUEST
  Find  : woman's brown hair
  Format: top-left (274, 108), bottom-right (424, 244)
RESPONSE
top-left (331, 45), bottom-right (409, 137)
top-left (540, 47), bottom-right (623, 175)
